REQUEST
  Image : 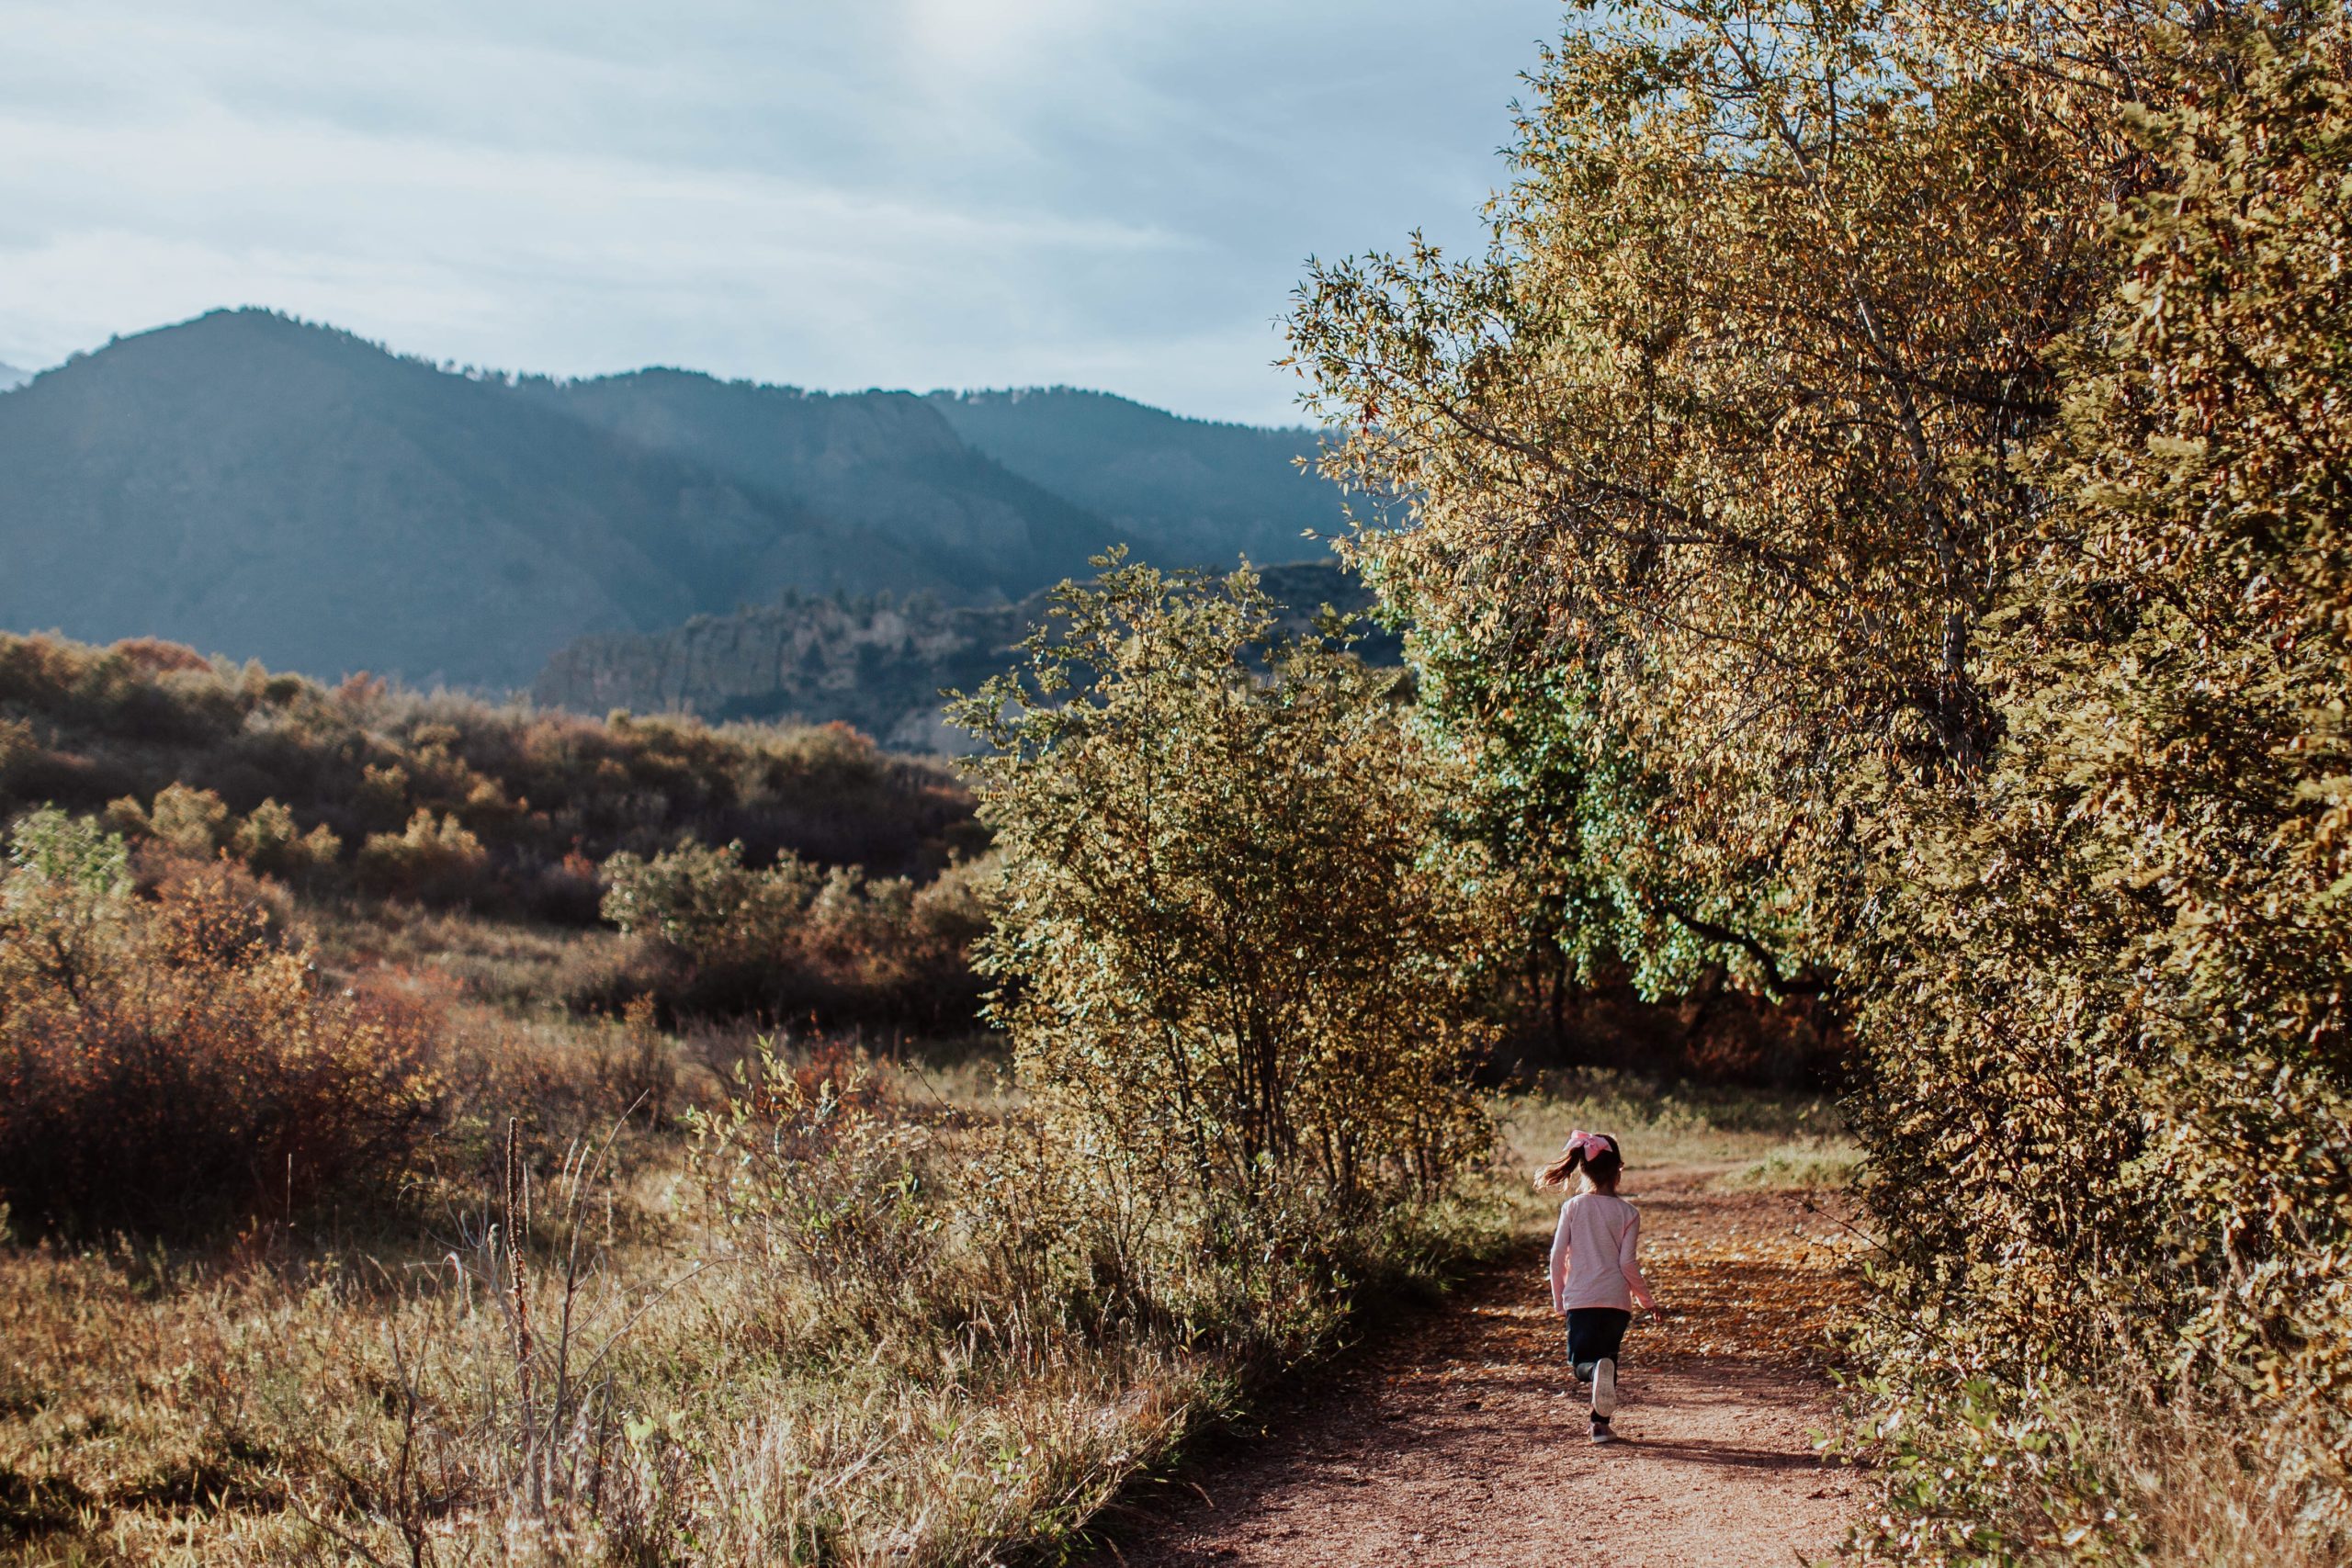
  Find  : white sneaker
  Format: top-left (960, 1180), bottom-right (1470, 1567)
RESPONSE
top-left (1592, 1357), bottom-right (1618, 1420)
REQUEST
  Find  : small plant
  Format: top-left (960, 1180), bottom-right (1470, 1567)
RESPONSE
top-left (691, 1041), bottom-right (944, 1335)
top-left (231, 797), bottom-right (343, 878)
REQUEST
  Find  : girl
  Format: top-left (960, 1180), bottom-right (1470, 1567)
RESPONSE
top-left (1544, 1130), bottom-right (1657, 1443)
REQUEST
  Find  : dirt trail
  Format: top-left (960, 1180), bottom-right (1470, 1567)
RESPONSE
top-left (1086, 1169), bottom-right (1862, 1568)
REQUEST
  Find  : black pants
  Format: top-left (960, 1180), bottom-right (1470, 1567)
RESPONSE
top-left (1566, 1307), bottom-right (1631, 1381)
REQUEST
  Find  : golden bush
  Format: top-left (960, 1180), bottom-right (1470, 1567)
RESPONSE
top-left (1291, 0), bottom-right (2352, 1554)
top-left (953, 558), bottom-right (1491, 1240)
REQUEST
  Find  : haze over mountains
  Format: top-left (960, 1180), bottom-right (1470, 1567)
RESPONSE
top-left (0, 310), bottom-right (1347, 691)
top-left (0, 363), bottom-right (28, 392)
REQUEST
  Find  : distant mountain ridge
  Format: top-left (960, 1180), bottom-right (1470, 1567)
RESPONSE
top-left (520, 370), bottom-right (1110, 601)
top-left (0, 362), bottom-right (28, 392)
top-left (928, 389), bottom-right (1335, 568)
top-left (0, 310), bottom-right (1347, 689)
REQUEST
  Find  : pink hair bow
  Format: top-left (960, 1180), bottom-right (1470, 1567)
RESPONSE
top-left (1566, 1129), bottom-right (1615, 1159)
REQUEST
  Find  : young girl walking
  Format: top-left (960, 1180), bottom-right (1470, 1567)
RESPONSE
top-left (1544, 1130), bottom-right (1657, 1443)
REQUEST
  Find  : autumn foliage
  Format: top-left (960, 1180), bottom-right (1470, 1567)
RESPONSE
top-left (1294, 0), bottom-right (2352, 1557)
top-left (954, 558), bottom-right (1491, 1248)
top-left (0, 630), bottom-right (978, 920)
top-left (0, 810), bottom-right (440, 1234)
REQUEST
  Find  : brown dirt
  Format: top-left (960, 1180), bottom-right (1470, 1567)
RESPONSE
top-left (1084, 1169), bottom-right (1864, 1568)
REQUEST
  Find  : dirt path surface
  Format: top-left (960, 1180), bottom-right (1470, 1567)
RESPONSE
top-left (1086, 1169), bottom-right (1862, 1568)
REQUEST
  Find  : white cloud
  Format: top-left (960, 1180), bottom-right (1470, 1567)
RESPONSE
top-left (0, 0), bottom-right (1557, 422)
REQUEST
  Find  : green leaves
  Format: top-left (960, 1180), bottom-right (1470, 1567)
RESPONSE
top-left (952, 558), bottom-right (1490, 1231)
top-left (1289, 0), bottom-right (2352, 1555)
top-left (3, 807), bottom-right (128, 903)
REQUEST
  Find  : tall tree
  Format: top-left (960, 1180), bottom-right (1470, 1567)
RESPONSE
top-left (1293, 1), bottom-right (2352, 1552)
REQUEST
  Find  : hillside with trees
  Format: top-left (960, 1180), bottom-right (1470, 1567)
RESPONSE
top-left (928, 388), bottom-right (1337, 568)
top-left (2, 0), bottom-right (2346, 1562)
top-left (530, 559), bottom-right (1393, 745)
top-left (0, 311), bottom-right (1350, 689)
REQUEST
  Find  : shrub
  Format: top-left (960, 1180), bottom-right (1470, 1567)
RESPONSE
top-left (145, 782), bottom-right (231, 857)
top-left (599, 840), bottom-right (988, 1028)
top-left (952, 558), bottom-right (1491, 1241)
top-left (357, 808), bottom-right (491, 902)
top-left (691, 1043), bottom-right (943, 1336)
top-left (230, 797), bottom-right (343, 878)
top-left (602, 838), bottom-right (818, 965)
top-left (0, 809), bottom-right (442, 1234)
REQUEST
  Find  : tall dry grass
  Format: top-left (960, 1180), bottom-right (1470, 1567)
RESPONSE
top-left (0, 1034), bottom-right (1487, 1564)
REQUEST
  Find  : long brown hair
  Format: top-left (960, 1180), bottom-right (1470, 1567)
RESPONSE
top-left (1539, 1133), bottom-right (1623, 1191)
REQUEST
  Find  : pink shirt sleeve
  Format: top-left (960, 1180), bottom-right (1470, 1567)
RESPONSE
top-left (1548, 1200), bottom-right (1573, 1311)
top-left (1620, 1210), bottom-right (1657, 1310)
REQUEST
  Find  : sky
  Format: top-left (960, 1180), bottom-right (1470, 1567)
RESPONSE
top-left (0, 0), bottom-right (1562, 425)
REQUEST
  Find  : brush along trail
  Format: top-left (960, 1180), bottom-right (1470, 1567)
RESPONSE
top-left (1086, 1168), bottom-right (1862, 1567)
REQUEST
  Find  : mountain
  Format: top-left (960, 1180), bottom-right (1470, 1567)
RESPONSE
top-left (0, 363), bottom-right (28, 392)
top-left (532, 561), bottom-right (1396, 751)
top-left (929, 389), bottom-right (1336, 566)
top-left (522, 371), bottom-right (1114, 598)
top-left (0, 310), bottom-right (871, 687)
top-left (0, 311), bottom-right (1353, 691)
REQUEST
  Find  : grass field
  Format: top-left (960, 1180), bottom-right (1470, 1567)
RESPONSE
top-left (0, 966), bottom-right (1853, 1567)
top-left (1493, 1067), bottom-right (1856, 1224)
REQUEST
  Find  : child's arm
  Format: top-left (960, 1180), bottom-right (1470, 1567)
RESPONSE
top-left (1548, 1201), bottom-right (1573, 1314)
top-left (1621, 1211), bottom-right (1658, 1312)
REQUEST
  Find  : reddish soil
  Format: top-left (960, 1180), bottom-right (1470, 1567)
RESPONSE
top-left (1085, 1170), bottom-right (1863, 1568)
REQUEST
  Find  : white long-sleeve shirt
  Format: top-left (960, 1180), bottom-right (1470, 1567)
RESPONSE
top-left (1549, 1191), bottom-right (1657, 1313)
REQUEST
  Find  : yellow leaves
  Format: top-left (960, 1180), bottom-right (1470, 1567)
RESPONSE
top-left (962, 563), bottom-right (1493, 1214)
top-left (1645, 1223), bottom-right (1862, 1371)
top-left (1306, 2), bottom-right (2352, 1552)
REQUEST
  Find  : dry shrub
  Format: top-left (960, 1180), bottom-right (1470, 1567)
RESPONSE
top-left (0, 627), bottom-right (978, 927)
top-left (1851, 1369), bottom-right (2352, 1567)
top-left (0, 810), bottom-right (442, 1234)
top-left (693, 1044), bottom-right (944, 1337)
top-left (231, 798), bottom-right (342, 880)
top-left (597, 840), bottom-right (989, 1029)
top-left (147, 780), bottom-right (232, 856)
top-left (2102, 1394), bottom-right (2350, 1568)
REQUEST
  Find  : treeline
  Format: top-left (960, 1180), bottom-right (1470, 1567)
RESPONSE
top-left (1292, 0), bottom-right (2352, 1560)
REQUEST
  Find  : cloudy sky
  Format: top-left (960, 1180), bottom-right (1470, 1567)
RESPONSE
top-left (0, 0), bottom-right (1560, 424)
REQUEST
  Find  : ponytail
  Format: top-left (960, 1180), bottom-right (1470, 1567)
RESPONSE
top-left (1539, 1130), bottom-right (1623, 1191)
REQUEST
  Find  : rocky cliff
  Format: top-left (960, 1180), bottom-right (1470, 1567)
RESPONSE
top-left (534, 592), bottom-right (1026, 751)
top-left (532, 561), bottom-right (1396, 750)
